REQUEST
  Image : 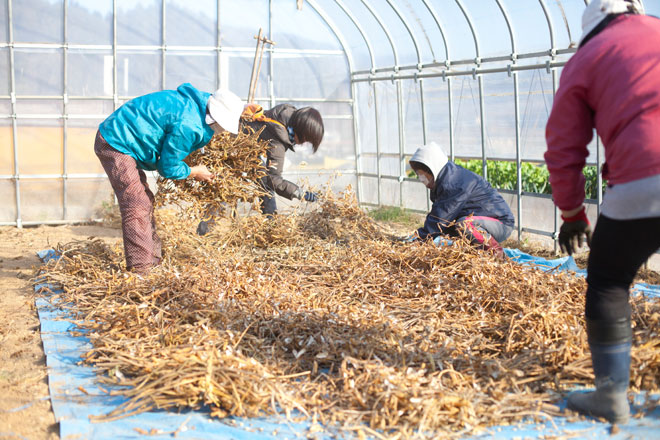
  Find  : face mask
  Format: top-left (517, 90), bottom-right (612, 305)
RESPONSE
top-left (287, 126), bottom-right (296, 145)
top-left (418, 174), bottom-right (431, 186)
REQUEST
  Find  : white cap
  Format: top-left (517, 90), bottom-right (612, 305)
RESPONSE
top-left (205, 88), bottom-right (244, 134)
top-left (580, 0), bottom-right (644, 44)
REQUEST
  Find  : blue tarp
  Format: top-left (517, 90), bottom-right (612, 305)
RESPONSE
top-left (34, 249), bottom-right (660, 439)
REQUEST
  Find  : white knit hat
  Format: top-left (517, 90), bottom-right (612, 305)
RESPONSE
top-left (205, 88), bottom-right (244, 134)
top-left (580, 0), bottom-right (645, 44)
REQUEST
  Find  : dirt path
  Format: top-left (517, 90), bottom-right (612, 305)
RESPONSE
top-left (0, 224), bottom-right (121, 440)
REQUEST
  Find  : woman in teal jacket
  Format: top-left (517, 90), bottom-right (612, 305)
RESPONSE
top-left (95, 83), bottom-right (244, 274)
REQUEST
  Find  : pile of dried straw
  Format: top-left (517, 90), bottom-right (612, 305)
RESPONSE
top-left (38, 131), bottom-right (660, 438)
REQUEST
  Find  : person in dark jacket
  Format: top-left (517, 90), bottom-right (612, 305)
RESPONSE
top-left (96, 83), bottom-right (244, 273)
top-left (406, 142), bottom-right (514, 254)
top-left (243, 103), bottom-right (324, 215)
top-left (196, 103), bottom-right (324, 234)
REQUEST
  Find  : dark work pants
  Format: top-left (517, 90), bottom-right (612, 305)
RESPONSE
top-left (260, 190), bottom-right (278, 215)
top-left (586, 214), bottom-right (660, 322)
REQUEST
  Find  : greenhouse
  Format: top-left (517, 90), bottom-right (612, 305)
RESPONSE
top-left (1, 0), bottom-right (656, 238)
top-left (1, 1), bottom-right (660, 439)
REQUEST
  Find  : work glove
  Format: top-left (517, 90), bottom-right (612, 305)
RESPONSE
top-left (433, 236), bottom-right (454, 247)
top-left (399, 233), bottom-right (420, 243)
top-left (303, 191), bottom-right (318, 202)
top-left (558, 206), bottom-right (592, 256)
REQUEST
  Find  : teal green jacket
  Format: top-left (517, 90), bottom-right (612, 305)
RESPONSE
top-left (99, 83), bottom-right (214, 180)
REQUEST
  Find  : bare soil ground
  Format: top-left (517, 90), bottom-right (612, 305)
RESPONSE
top-left (0, 224), bottom-right (121, 440)
top-left (0, 220), bottom-right (657, 440)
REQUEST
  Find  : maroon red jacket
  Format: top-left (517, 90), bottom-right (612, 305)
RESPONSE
top-left (544, 15), bottom-right (660, 211)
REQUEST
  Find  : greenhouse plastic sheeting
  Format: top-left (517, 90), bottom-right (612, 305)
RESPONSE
top-left (35, 249), bottom-right (660, 440)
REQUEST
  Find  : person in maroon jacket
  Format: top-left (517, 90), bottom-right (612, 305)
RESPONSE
top-left (544, 0), bottom-right (660, 424)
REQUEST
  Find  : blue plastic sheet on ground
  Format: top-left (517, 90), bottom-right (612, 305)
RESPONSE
top-left (35, 249), bottom-right (660, 439)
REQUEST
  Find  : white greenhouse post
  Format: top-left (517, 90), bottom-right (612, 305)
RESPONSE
top-left (552, 67), bottom-right (559, 253)
top-left (216, 0), bottom-right (221, 89)
top-left (63, 0), bottom-right (69, 220)
top-left (396, 79), bottom-right (405, 208)
top-left (161, 0), bottom-right (166, 90)
top-left (7, 0), bottom-right (21, 227)
top-left (419, 78), bottom-right (430, 212)
top-left (478, 73), bottom-right (487, 181)
top-left (351, 81), bottom-right (363, 203)
top-left (513, 71), bottom-right (522, 240)
top-left (359, 0), bottom-right (398, 209)
top-left (447, 75), bottom-right (454, 162)
top-left (268, 0), bottom-right (275, 109)
top-left (336, 0), bottom-right (375, 207)
top-left (373, 81), bottom-right (382, 206)
top-left (113, 0), bottom-right (118, 111)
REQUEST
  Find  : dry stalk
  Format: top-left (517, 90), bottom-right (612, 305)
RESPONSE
top-left (38, 186), bottom-right (660, 439)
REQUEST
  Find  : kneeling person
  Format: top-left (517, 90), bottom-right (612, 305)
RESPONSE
top-left (408, 142), bottom-right (514, 254)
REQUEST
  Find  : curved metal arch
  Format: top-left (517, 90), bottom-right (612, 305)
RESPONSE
top-left (306, 0), bottom-right (355, 72)
top-left (384, 0), bottom-right (421, 67)
top-left (454, 0), bottom-right (480, 61)
top-left (335, 0), bottom-right (375, 71)
top-left (538, 0), bottom-right (557, 51)
top-left (494, 0), bottom-right (516, 55)
top-left (420, 0), bottom-right (450, 62)
top-left (359, 0), bottom-right (398, 67)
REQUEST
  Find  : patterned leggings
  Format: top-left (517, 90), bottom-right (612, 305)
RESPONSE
top-left (94, 131), bottom-right (161, 273)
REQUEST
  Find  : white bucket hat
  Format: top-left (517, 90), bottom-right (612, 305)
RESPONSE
top-left (205, 88), bottom-right (244, 134)
top-left (580, 0), bottom-right (644, 44)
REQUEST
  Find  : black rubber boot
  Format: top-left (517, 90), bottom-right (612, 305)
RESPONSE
top-left (567, 318), bottom-right (632, 424)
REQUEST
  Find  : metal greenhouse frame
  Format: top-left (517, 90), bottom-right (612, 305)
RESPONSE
top-left (2, 0), bottom-right (654, 261)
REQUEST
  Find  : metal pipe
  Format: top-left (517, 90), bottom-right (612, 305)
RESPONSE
top-left (373, 82), bottom-right (381, 206)
top-left (420, 0), bottom-right (449, 61)
top-left (396, 80), bottom-right (405, 208)
top-left (352, 59), bottom-right (571, 83)
top-left (268, 0), bottom-right (275, 109)
top-left (447, 77), bottom-right (454, 162)
top-left (0, 219), bottom-right (105, 227)
top-left (7, 0), bottom-right (21, 227)
top-left (0, 174), bottom-right (107, 179)
top-left (162, 0), bottom-right (166, 89)
top-left (334, 0), bottom-right (375, 70)
top-left (478, 75), bottom-right (487, 180)
top-left (552, 66), bottom-right (559, 252)
top-left (513, 71), bottom-right (522, 240)
top-left (454, 0), bottom-right (480, 61)
top-left (63, 0), bottom-right (68, 220)
top-left (384, 0), bottom-right (421, 66)
top-left (113, 0), bottom-right (118, 109)
top-left (351, 46), bottom-right (577, 76)
top-left (495, 0), bottom-right (517, 54)
top-left (351, 80), bottom-right (363, 207)
top-left (419, 79), bottom-right (430, 212)
top-left (217, 0), bottom-right (221, 88)
top-left (538, 0), bottom-right (557, 52)
top-left (359, 0), bottom-right (398, 66)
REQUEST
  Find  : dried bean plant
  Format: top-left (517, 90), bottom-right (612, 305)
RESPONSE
top-left (38, 184), bottom-right (660, 438)
top-left (154, 128), bottom-right (269, 220)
